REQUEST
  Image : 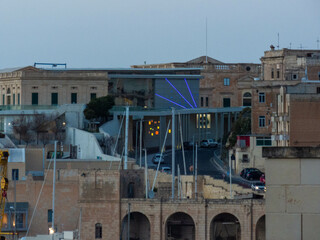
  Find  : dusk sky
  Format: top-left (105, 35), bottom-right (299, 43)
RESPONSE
top-left (1, 0), bottom-right (319, 68)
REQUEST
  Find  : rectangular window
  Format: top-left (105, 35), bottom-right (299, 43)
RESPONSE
top-left (223, 98), bottom-right (230, 108)
top-left (317, 87), bottom-right (320, 94)
top-left (256, 137), bottom-right (272, 146)
top-left (51, 93), bottom-right (58, 105)
top-left (271, 69), bottom-right (274, 79)
top-left (196, 114), bottom-right (211, 129)
top-left (259, 116), bottom-right (266, 127)
top-left (200, 97), bottom-right (204, 107)
top-left (18, 93), bottom-right (20, 105)
top-left (32, 93), bottom-right (38, 105)
top-left (6, 96), bottom-right (10, 105)
top-left (206, 97), bottom-right (208, 107)
top-left (2, 94), bottom-right (4, 105)
top-left (12, 169), bottom-right (19, 180)
top-left (13, 94), bottom-right (15, 105)
top-left (224, 78), bottom-right (230, 86)
top-left (259, 93), bottom-right (265, 103)
top-left (71, 93), bottom-right (77, 104)
top-left (277, 70), bottom-right (280, 78)
top-left (318, 72), bottom-right (320, 80)
top-left (90, 93), bottom-right (97, 100)
top-left (48, 209), bottom-right (53, 223)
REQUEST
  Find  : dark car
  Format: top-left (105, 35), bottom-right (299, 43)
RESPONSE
top-left (240, 168), bottom-right (264, 181)
top-left (183, 141), bottom-right (194, 150)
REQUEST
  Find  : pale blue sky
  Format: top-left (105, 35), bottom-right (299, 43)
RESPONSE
top-left (1, 0), bottom-right (319, 68)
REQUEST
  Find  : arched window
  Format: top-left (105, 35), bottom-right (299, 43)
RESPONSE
top-left (95, 223), bottom-right (102, 239)
top-left (6, 88), bottom-right (11, 94)
top-left (243, 92), bottom-right (252, 107)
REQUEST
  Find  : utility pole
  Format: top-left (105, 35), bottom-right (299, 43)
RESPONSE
top-left (14, 169), bottom-right (16, 240)
top-left (171, 108), bottom-right (175, 199)
top-left (124, 106), bottom-right (129, 170)
top-left (229, 152), bottom-right (233, 199)
top-left (52, 141), bottom-right (57, 233)
top-left (144, 149), bottom-right (148, 199)
top-left (139, 119), bottom-right (143, 168)
top-left (195, 144), bottom-right (198, 200)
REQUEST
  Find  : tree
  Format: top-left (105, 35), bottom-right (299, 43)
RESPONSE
top-left (227, 107), bottom-right (251, 148)
top-left (12, 114), bottom-right (33, 145)
top-left (31, 112), bottom-right (48, 144)
top-left (84, 96), bottom-right (115, 123)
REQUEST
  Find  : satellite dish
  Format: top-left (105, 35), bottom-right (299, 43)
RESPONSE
top-left (148, 190), bottom-right (155, 199)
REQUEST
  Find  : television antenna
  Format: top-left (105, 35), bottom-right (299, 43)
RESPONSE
top-left (317, 37), bottom-right (319, 49)
top-left (277, 33), bottom-right (280, 49)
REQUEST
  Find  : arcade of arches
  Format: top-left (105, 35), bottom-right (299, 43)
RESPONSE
top-left (114, 199), bottom-right (265, 240)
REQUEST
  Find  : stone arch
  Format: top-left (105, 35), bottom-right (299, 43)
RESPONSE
top-left (165, 211), bottom-right (195, 240)
top-left (121, 211), bottom-right (150, 240)
top-left (255, 215), bottom-right (265, 240)
top-left (242, 92), bottom-right (252, 107)
top-left (210, 212), bottom-right (241, 240)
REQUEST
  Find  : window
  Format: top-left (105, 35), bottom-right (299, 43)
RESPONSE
top-left (6, 96), bottom-right (11, 105)
top-left (200, 97), bottom-right (204, 107)
top-left (51, 93), bottom-right (58, 105)
top-left (242, 92), bottom-right (252, 107)
top-left (48, 209), bottom-right (53, 223)
top-left (13, 94), bottom-right (15, 105)
top-left (206, 97), bottom-right (208, 107)
top-left (224, 78), bottom-right (230, 86)
top-left (95, 223), bottom-right (102, 239)
top-left (223, 98), bottom-right (230, 108)
top-left (256, 137), bottom-right (272, 146)
top-left (317, 87), bottom-right (320, 94)
top-left (71, 93), bottom-right (77, 104)
top-left (259, 116), bottom-right (266, 127)
top-left (318, 72), bottom-right (320, 80)
top-left (18, 93), bottom-right (20, 105)
top-left (271, 69), bottom-right (274, 79)
top-left (242, 154), bottom-right (249, 162)
top-left (12, 169), bottom-right (19, 180)
top-left (277, 70), bottom-right (280, 78)
top-left (32, 93), bottom-right (38, 105)
top-left (292, 74), bottom-right (298, 80)
top-left (90, 93), bottom-right (97, 100)
top-left (2, 94), bottom-right (4, 105)
top-left (196, 114), bottom-right (211, 129)
top-left (259, 92), bottom-right (265, 103)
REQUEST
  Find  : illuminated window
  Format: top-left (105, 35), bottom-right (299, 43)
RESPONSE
top-left (196, 114), bottom-right (211, 128)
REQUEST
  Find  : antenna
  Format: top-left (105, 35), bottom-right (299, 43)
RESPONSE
top-left (317, 38), bottom-right (319, 49)
top-left (277, 33), bottom-right (280, 49)
top-left (289, 42), bottom-right (292, 49)
top-left (205, 17), bottom-right (208, 63)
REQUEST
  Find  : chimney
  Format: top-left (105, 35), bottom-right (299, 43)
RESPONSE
top-left (270, 45), bottom-right (275, 51)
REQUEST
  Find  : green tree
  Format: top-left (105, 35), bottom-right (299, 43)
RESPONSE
top-left (227, 107), bottom-right (251, 148)
top-left (84, 96), bottom-right (115, 123)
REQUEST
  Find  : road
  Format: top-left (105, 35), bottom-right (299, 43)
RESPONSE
top-left (137, 147), bottom-right (257, 189)
top-left (138, 147), bottom-right (224, 179)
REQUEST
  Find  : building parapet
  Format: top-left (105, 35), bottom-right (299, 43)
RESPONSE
top-left (263, 147), bottom-right (320, 158)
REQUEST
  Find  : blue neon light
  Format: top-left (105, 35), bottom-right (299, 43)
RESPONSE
top-left (155, 94), bottom-right (187, 109)
top-left (184, 78), bottom-right (197, 108)
top-left (165, 78), bottom-right (194, 108)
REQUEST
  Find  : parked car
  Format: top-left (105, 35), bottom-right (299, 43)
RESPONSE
top-left (161, 166), bottom-right (171, 174)
top-left (251, 182), bottom-right (266, 192)
top-left (240, 168), bottom-right (264, 181)
top-left (152, 154), bottom-right (165, 164)
top-left (200, 139), bottom-right (218, 148)
top-left (183, 141), bottom-right (194, 150)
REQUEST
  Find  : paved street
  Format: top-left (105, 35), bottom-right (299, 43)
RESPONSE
top-left (137, 147), bottom-right (258, 189)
